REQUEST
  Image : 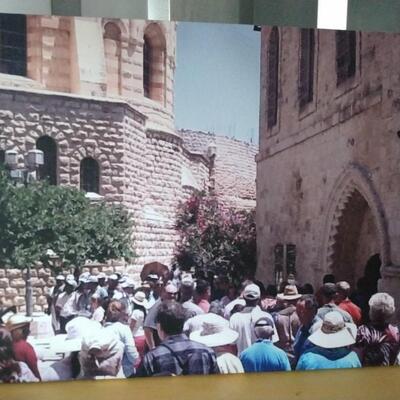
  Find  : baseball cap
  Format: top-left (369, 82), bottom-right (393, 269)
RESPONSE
top-left (243, 284), bottom-right (261, 300)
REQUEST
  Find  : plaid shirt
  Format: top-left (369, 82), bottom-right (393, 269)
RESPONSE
top-left (137, 334), bottom-right (219, 377)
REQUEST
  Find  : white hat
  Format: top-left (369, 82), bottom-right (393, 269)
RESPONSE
top-left (243, 284), bottom-right (261, 300)
top-left (121, 279), bottom-right (135, 289)
top-left (56, 275), bottom-right (65, 281)
top-left (50, 317), bottom-right (102, 353)
top-left (87, 275), bottom-right (98, 284)
top-left (181, 273), bottom-right (194, 287)
top-left (108, 274), bottom-right (119, 281)
top-left (277, 285), bottom-right (302, 301)
top-left (66, 276), bottom-right (77, 287)
top-left (190, 314), bottom-right (238, 347)
top-left (132, 291), bottom-right (148, 307)
top-left (6, 314), bottom-right (32, 331)
top-left (308, 311), bottom-right (356, 349)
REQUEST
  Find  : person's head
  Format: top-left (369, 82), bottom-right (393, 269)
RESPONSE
top-left (265, 284), bottom-right (278, 298)
top-left (323, 274), bottom-right (336, 284)
top-left (215, 276), bottom-right (230, 292)
top-left (296, 295), bottom-right (318, 326)
top-left (160, 282), bottom-right (178, 301)
top-left (227, 285), bottom-right (237, 300)
top-left (301, 283), bottom-right (314, 294)
top-left (98, 273), bottom-right (106, 287)
top-left (55, 275), bottom-right (65, 287)
top-left (107, 275), bottom-right (119, 290)
top-left (321, 283), bottom-right (337, 304)
top-left (0, 327), bottom-right (21, 382)
top-left (90, 294), bottom-right (101, 311)
top-left (209, 300), bottom-right (224, 317)
top-left (368, 292), bottom-right (395, 324)
top-left (254, 317), bottom-right (274, 340)
top-left (65, 279), bottom-right (77, 294)
top-left (240, 279), bottom-right (254, 295)
top-left (179, 274), bottom-right (195, 302)
top-left (156, 300), bottom-right (186, 340)
top-left (194, 279), bottom-right (211, 302)
top-left (106, 300), bottom-right (126, 323)
top-left (336, 281), bottom-right (351, 303)
top-left (277, 285), bottom-right (302, 305)
top-left (242, 284), bottom-right (261, 307)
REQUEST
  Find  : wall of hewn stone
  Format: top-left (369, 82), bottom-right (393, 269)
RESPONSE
top-left (257, 28), bottom-right (400, 292)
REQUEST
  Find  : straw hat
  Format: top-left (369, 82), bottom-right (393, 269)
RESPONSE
top-left (308, 311), bottom-right (356, 349)
top-left (6, 314), bottom-right (32, 331)
top-left (190, 314), bottom-right (238, 347)
top-left (277, 285), bottom-right (302, 301)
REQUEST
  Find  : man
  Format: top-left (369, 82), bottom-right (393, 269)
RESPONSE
top-left (223, 279), bottom-right (253, 319)
top-left (193, 279), bottom-right (211, 313)
top-left (179, 273), bottom-right (204, 318)
top-left (229, 284), bottom-right (278, 354)
top-left (296, 311), bottom-right (360, 370)
top-left (137, 301), bottom-right (219, 377)
top-left (240, 317), bottom-right (291, 373)
top-left (143, 282), bottom-right (178, 350)
top-left (56, 275), bottom-right (79, 333)
top-left (47, 274), bottom-right (65, 333)
top-left (274, 285), bottom-right (301, 366)
top-left (336, 281), bottom-right (362, 325)
top-left (317, 283), bottom-right (353, 323)
top-left (293, 295), bottom-right (320, 362)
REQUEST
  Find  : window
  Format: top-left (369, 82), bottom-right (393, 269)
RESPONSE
top-left (143, 36), bottom-right (151, 98)
top-left (274, 243), bottom-right (296, 285)
top-left (36, 136), bottom-right (57, 185)
top-left (299, 29), bottom-right (315, 109)
top-left (143, 23), bottom-right (166, 103)
top-left (104, 22), bottom-right (122, 96)
top-left (336, 31), bottom-right (356, 85)
top-left (267, 27), bottom-right (279, 129)
top-left (0, 14), bottom-right (27, 76)
top-left (80, 158), bottom-right (100, 193)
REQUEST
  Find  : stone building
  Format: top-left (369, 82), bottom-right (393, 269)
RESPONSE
top-left (256, 27), bottom-right (400, 305)
top-left (0, 15), bottom-right (257, 311)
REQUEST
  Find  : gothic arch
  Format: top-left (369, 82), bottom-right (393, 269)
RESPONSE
top-left (103, 21), bottom-right (122, 96)
top-left (143, 23), bottom-right (166, 103)
top-left (321, 163), bottom-right (390, 283)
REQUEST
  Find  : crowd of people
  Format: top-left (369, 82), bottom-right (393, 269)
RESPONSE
top-left (0, 268), bottom-right (400, 382)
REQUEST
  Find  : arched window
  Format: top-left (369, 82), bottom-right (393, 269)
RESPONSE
top-left (80, 158), bottom-right (100, 194)
top-left (104, 22), bottom-right (122, 96)
top-left (299, 29), bottom-right (315, 109)
top-left (143, 24), bottom-right (166, 103)
top-left (36, 136), bottom-right (57, 185)
top-left (267, 27), bottom-right (279, 129)
top-left (0, 14), bottom-right (26, 76)
top-left (336, 30), bottom-right (356, 85)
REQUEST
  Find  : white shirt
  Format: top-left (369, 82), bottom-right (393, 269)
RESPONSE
top-left (91, 306), bottom-right (105, 323)
top-left (56, 292), bottom-right (78, 318)
top-left (130, 309), bottom-right (145, 337)
top-left (229, 305), bottom-right (278, 354)
top-left (216, 352), bottom-right (244, 374)
top-left (224, 298), bottom-right (246, 319)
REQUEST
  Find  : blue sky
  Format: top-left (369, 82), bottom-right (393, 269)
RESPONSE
top-left (174, 22), bottom-right (261, 144)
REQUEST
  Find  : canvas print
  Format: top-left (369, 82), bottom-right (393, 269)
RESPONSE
top-left (0, 13), bottom-right (399, 384)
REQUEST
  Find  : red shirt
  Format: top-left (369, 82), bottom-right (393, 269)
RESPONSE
top-left (13, 340), bottom-right (41, 380)
top-left (197, 299), bottom-right (210, 313)
top-left (339, 299), bottom-right (362, 325)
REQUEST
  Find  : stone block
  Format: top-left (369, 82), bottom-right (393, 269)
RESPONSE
top-left (0, 278), bottom-right (9, 288)
top-left (31, 278), bottom-right (46, 287)
top-left (0, 270), bottom-right (5, 278)
top-left (33, 305), bottom-right (42, 313)
top-left (38, 268), bottom-right (51, 278)
top-left (5, 287), bottom-right (18, 297)
top-left (0, 298), bottom-right (13, 307)
top-left (33, 287), bottom-right (43, 296)
top-left (10, 278), bottom-right (26, 288)
top-left (36, 296), bottom-right (48, 305)
top-left (6, 269), bottom-right (21, 279)
top-left (13, 296), bottom-right (25, 306)
top-left (18, 288), bottom-right (26, 296)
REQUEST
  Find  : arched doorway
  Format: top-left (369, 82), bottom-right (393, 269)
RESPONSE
top-left (329, 188), bottom-right (380, 288)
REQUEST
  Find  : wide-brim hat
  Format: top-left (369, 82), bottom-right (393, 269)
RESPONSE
top-left (189, 314), bottom-right (239, 347)
top-left (308, 311), bottom-right (356, 349)
top-left (132, 291), bottom-right (148, 307)
top-left (49, 334), bottom-right (82, 353)
top-left (6, 315), bottom-right (32, 331)
top-left (277, 285), bottom-right (302, 301)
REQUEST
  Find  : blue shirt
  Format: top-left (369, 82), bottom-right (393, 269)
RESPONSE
top-left (240, 340), bottom-right (291, 372)
top-left (296, 346), bottom-right (361, 370)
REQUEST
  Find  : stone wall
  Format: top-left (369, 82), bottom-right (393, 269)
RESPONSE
top-left (256, 28), bottom-right (400, 296)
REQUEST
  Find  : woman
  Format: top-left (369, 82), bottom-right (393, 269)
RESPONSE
top-left (129, 291), bottom-right (148, 367)
top-left (355, 292), bottom-right (400, 366)
top-left (0, 327), bottom-right (38, 383)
